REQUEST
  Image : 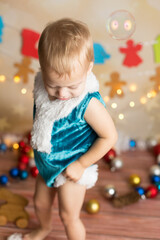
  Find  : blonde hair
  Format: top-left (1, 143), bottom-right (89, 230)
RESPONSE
top-left (38, 18), bottom-right (94, 75)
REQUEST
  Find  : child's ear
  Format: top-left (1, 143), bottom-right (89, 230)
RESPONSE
top-left (87, 61), bottom-right (94, 74)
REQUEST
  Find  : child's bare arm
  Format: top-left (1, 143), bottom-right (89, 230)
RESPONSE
top-left (78, 97), bottom-right (118, 168)
top-left (63, 97), bottom-right (117, 182)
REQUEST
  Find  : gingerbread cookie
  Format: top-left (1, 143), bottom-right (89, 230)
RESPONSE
top-left (105, 72), bottom-right (126, 98)
top-left (150, 66), bottom-right (160, 93)
top-left (14, 56), bottom-right (34, 84)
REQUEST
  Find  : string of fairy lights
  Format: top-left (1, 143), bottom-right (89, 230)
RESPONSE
top-left (0, 75), bottom-right (28, 95)
top-left (0, 70), bottom-right (159, 124)
top-left (0, 22), bottom-right (159, 125)
top-left (103, 80), bottom-right (159, 121)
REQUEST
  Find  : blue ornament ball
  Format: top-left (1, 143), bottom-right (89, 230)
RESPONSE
top-left (135, 186), bottom-right (145, 196)
top-left (155, 182), bottom-right (160, 191)
top-left (19, 170), bottom-right (28, 180)
top-left (0, 143), bottom-right (7, 152)
top-left (9, 168), bottom-right (19, 178)
top-left (0, 175), bottom-right (8, 185)
top-left (151, 175), bottom-right (160, 184)
top-left (129, 139), bottom-right (136, 148)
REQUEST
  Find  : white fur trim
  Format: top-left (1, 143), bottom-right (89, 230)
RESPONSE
top-left (7, 233), bottom-right (22, 240)
top-left (54, 164), bottom-right (98, 189)
top-left (31, 72), bottom-right (99, 154)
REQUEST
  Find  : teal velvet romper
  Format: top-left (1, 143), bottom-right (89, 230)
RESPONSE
top-left (33, 91), bottom-right (105, 187)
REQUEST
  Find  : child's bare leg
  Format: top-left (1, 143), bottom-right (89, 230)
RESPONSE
top-left (58, 181), bottom-right (86, 240)
top-left (24, 174), bottom-right (57, 240)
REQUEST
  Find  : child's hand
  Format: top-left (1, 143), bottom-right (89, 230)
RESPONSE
top-left (63, 161), bottom-right (85, 182)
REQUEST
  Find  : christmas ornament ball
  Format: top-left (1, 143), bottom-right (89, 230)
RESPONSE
top-left (145, 185), bottom-right (158, 198)
top-left (0, 143), bottom-right (7, 152)
top-left (104, 149), bottom-right (116, 163)
top-left (19, 140), bottom-right (26, 148)
top-left (157, 154), bottom-right (160, 165)
top-left (19, 155), bottom-right (29, 164)
top-left (129, 174), bottom-right (141, 186)
top-left (135, 186), bottom-right (145, 196)
top-left (22, 144), bottom-right (31, 154)
top-left (18, 162), bottom-right (27, 170)
top-left (30, 166), bottom-right (39, 177)
top-left (9, 167), bottom-right (19, 178)
top-left (129, 139), bottom-right (136, 148)
top-left (12, 143), bottom-right (19, 150)
top-left (155, 182), bottom-right (160, 191)
top-left (110, 157), bottom-right (123, 171)
top-left (137, 140), bottom-right (146, 150)
top-left (29, 158), bottom-right (36, 167)
top-left (104, 185), bottom-right (116, 199)
top-left (153, 144), bottom-right (160, 156)
top-left (28, 149), bottom-right (34, 158)
top-left (150, 165), bottom-right (160, 176)
top-left (85, 199), bottom-right (100, 214)
top-left (146, 137), bottom-right (157, 149)
top-left (27, 132), bottom-right (31, 142)
top-left (19, 170), bottom-right (28, 180)
top-left (0, 175), bottom-right (8, 185)
top-left (151, 175), bottom-right (160, 183)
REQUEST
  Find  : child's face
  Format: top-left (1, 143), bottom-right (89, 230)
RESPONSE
top-left (42, 62), bottom-right (93, 101)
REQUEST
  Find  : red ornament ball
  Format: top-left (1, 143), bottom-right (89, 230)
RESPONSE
top-left (103, 149), bottom-right (116, 163)
top-left (30, 166), bottom-right (39, 177)
top-left (19, 155), bottom-right (29, 164)
top-left (22, 144), bottom-right (32, 154)
top-left (19, 141), bottom-right (26, 148)
top-left (18, 162), bottom-right (27, 170)
top-left (153, 144), bottom-right (160, 157)
top-left (145, 185), bottom-right (158, 198)
top-left (26, 132), bottom-right (31, 143)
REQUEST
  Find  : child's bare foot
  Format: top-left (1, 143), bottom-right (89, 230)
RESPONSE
top-left (23, 227), bottom-right (52, 240)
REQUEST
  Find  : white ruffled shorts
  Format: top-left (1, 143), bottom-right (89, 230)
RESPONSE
top-left (54, 164), bottom-right (98, 189)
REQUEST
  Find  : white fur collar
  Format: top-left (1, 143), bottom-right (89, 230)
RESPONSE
top-left (31, 71), bottom-right (99, 153)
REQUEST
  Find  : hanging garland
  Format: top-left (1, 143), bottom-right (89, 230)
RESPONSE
top-left (119, 39), bottom-right (143, 67)
top-left (14, 56), bottom-right (34, 84)
top-left (104, 72), bottom-right (127, 98)
top-left (0, 16), bottom-right (4, 43)
top-left (150, 66), bottom-right (160, 94)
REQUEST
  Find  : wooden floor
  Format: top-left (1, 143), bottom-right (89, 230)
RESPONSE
top-left (0, 149), bottom-right (160, 240)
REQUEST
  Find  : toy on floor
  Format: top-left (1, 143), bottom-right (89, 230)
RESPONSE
top-left (0, 188), bottom-right (29, 228)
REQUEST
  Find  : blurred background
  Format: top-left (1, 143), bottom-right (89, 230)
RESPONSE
top-left (0, 0), bottom-right (160, 143)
